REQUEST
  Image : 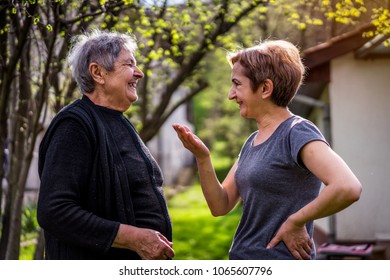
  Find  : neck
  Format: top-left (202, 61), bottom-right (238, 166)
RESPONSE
top-left (256, 107), bottom-right (292, 131)
top-left (252, 107), bottom-right (292, 146)
top-left (84, 91), bottom-right (128, 112)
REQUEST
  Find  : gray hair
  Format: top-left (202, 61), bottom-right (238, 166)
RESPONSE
top-left (67, 29), bottom-right (138, 94)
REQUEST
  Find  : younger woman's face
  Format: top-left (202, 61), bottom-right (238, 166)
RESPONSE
top-left (228, 62), bottom-right (262, 119)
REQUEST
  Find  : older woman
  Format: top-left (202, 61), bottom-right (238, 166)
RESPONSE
top-left (38, 29), bottom-right (174, 260)
top-left (173, 39), bottom-right (362, 260)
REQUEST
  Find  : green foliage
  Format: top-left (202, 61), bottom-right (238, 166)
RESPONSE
top-left (370, 7), bottom-right (390, 46)
top-left (168, 184), bottom-right (241, 260)
top-left (19, 204), bottom-right (39, 260)
top-left (212, 145), bottom-right (234, 182)
top-left (112, 0), bottom-right (276, 139)
top-left (324, 0), bottom-right (367, 24)
top-left (193, 48), bottom-right (257, 168)
top-left (269, 0), bottom-right (368, 31)
top-left (21, 204), bottom-right (39, 237)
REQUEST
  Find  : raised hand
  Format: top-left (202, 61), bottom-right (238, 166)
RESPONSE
top-left (172, 124), bottom-right (210, 160)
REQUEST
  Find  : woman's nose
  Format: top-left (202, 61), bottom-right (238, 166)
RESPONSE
top-left (135, 66), bottom-right (144, 79)
top-left (228, 89), bottom-right (236, 100)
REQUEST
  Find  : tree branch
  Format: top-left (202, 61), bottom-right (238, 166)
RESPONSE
top-left (140, 78), bottom-right (208, 142)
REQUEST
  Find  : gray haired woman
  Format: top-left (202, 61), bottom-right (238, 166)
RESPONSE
top-left (38, 29), bottom-right (175, 260)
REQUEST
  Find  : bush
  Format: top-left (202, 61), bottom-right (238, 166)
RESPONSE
top-left (19, 203), bottom-right (40, 260)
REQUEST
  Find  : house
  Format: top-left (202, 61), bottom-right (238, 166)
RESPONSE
top-left (289, 23), bottom-right (390, 258)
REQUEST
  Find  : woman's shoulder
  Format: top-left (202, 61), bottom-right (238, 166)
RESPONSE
top-left (44, 98), bottom-right (99, 144)
top-left (285, 115), bottom-right (321, 134)
top-left (54, 97), bottom-right (101, 128)
top-left (288, 115), bottom-right (328, 146)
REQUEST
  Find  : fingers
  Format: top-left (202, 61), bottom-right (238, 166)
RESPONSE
top-left (113, 225), bottom-right (175, 260)
top-left (172, 123), bottom-right (193, 136)
top-left (153, 232), bottom-right (175, 260)
top-left (172, 123), bottom-right (186, 134)
top-left (163, 245), bottom-right (175, 260)
top-left (157, 232), bottom-right (175, 259)
top-left (266, 235), bottom-right (280, 249)
top-left (172, 124), bottom-right (207, 154)
top-left (303, 241), bottom-right (313, 255)
top-left (269, 242), bottom-right (312, 260)
top-left (137, 229), bottom-right (175, 260)
top-left (267, 226), bottom-right (313, 260)
top-left (290, 239), bottom-right (313, 260)
top-left (291, 247), bottom-right (312, 260)
top-left (172, 124), bottom-right (191, 146)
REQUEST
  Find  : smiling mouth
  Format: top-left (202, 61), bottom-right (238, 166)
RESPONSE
top-left (129, 82), bottom-right (137, 88)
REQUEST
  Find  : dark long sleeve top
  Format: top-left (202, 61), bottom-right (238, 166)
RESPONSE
top-left (37, 95), bottom-right (172, 259)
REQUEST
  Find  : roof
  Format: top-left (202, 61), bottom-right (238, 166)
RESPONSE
top-left (290, 23), bottom-right (390, 117)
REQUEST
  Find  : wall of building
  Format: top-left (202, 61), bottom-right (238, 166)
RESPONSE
top-left (147, 92), bottom-right (195, 187)
top-left (329, 53), bottom-right (390, 242)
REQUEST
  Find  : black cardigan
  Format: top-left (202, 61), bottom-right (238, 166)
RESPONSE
top-left (37, 96), bottom-right (172, 259)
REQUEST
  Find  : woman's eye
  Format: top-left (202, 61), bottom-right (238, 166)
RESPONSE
top-left (231, 79), bottom-right (240, 87)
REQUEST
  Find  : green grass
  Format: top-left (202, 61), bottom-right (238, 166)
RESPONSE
top-left (20, 242), bottom-right (36, 260)
top-left (168, 184), bottom-right (242, 260)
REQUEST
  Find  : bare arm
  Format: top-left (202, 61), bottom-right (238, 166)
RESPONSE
top-left (267, 140), bottom-right (362, 259)
top-left (172, 124), bottom-right (241, 216)
top-left (290, 140), bottom-right (362, 224)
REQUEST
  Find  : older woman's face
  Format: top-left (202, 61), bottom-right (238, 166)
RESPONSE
top-left (101, 48), bottom-right (144, 112)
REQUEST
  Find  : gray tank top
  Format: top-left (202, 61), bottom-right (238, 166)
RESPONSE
top-left (229, 115), bottom-right (328, 259)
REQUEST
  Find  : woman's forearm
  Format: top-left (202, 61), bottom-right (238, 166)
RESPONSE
top-left (289, 180), bottom-right (362, 227)
top-left (196, 157), bottom-right (240, 216)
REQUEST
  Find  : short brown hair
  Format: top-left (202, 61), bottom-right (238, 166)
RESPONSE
top-left (227, 40), bottom-right (305, 107)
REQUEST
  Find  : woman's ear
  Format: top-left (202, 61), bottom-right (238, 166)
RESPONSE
top-left (89, 63), bottom-right (105, 85)
top-left (261, 79), bottom-right (273, 99)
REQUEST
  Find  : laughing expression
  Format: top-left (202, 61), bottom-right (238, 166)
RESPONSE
top-left (101, 49), bottom-right (144, 112)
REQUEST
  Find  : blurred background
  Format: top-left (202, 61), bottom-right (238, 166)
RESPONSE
top-left (0, 0), bottom-right (389, 260)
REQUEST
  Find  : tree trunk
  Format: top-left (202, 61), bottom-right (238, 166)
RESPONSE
top-left (33, 229), bottom-right (45, 260)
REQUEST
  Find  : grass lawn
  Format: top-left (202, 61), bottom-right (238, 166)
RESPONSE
top-left (167, 184), bottom-right (242, 260)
